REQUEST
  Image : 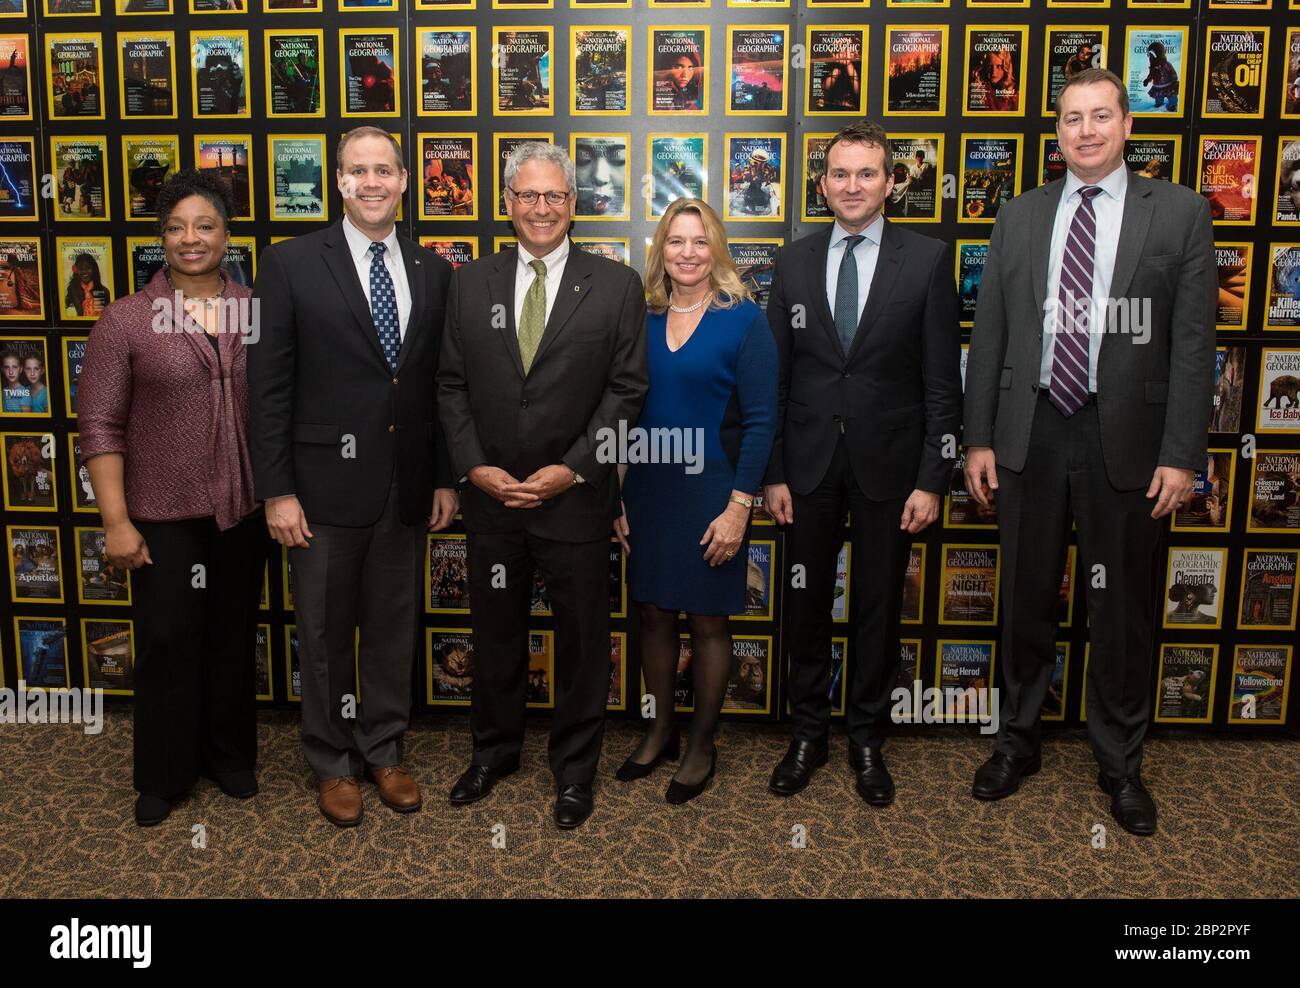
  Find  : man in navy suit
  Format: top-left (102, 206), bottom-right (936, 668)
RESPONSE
top-left (764, 121), bottom-right (963, 805)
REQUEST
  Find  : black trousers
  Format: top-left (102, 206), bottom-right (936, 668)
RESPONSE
top-left (785, 438), bottom-right (912, 748)
top-left (131, 512), bottom-right (272, 797)
top-left (466, 530), bottom-right (610, 786)
top-left (290, 479), bottom-right (425, 780)
top-left (995, 394), bottom-right (1164, 779)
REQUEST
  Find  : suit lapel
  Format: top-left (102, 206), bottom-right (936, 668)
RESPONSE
top-left (1108, 175), bottom-right (1154, 303)
top-left (807, 230), bottom-right (843, 359)
top-left (393, 233), bottom-right (425, 373)
top-left (488, 248), bottom-right (525, 380)
top-left (322, 221), bottom-right (389, 370)
top-left (1098, 175), bottom-right (1155, 375)
top-left (530, 243), bottom-right (593, 370)
top-left (846, 218), bottom-right (902, 362)
top-left (1032, 179), bottom-right (1066, 320)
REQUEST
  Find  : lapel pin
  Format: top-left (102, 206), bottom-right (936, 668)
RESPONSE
top-left (574, 285), bottom-right (581, 292)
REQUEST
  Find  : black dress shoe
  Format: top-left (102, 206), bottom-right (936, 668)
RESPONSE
top-left (972, 750), bottom-right (1042, 800)
top-left (769, 738), bottom-right (829, 796)
top-left (204, 769), bottom-right (258, 799)
top-left (848, 745), bottom-right (895, 806)
top-left (449, 758), bottom-right (520, 805)
top-left (615, 732), bottom-right (680, 781)
top-left (554, 783), bottom-right (594, 829)
top-left (665, 750), bottom-right (716, 805)
top-left (1098, 772), bottom-right (1158, 836)
top-left (134, 793), bottom-right (172, 827)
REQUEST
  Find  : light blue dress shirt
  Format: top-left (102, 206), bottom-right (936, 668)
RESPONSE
top-left (826, 213), bottom-right (884, 331)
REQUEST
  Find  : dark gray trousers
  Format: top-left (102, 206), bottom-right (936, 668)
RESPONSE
top-left (995, 393), bottom-right (1164, 779)
top-left (291, 481), bottom-right (424, 780)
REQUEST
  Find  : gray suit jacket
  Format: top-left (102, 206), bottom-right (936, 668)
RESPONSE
top-left (964, 172), bottom-right (1216, 491)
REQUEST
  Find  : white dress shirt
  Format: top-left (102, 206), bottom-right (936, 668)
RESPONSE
top-left (342, 213), bottom-right (412, 340)
top-left (1039, 163), bottom-right (1127, 392)
top-left (489, 237), bottom-right (584, 485)
top-left (825, 213), bottom-right (884, 328)
top-left (514, 238), bottom-right (571, 333)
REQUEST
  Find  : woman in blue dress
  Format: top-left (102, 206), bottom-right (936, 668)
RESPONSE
top-left (615, 198), bottom-right (777, 803)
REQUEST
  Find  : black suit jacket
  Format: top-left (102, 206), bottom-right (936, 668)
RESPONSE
top-left (763, 219), bottom-right (963, 499)
top-left (964, 174), bottom-right (1216, 490)
top-left (436, 243), bottom-right (648, 542)
top-left (248, 220), bottom-right (455, 527)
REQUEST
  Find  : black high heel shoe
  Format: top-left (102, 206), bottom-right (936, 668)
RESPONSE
top-left (615, 731), bottom-right (681, 781)
top-left (665, 749), bottom-right (716, 805)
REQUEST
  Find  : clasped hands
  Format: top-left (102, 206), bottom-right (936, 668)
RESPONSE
top-left (470, 463), bottom-right (575, 508)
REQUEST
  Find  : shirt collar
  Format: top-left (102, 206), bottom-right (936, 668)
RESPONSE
top-left (342, 214), bottom-right (400, 267)
top-left (1064, 162), bottom-right (1128, 203)
top-left (830, 213), bottom-right (884, 251)
top-left (517, 237), bottom-right (570, 276)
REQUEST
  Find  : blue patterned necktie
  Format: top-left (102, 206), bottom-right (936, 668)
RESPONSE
top-left (1049, 186), bottom-right (1103, 417)
top-left (834, 234), bottom-right (865, 354)
top-left (368, 241), bottom-right (399, 371)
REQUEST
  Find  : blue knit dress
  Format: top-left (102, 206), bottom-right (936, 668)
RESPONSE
top-left (621, 297), bottom-right (778, 616)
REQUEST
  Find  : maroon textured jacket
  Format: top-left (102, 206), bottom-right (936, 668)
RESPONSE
top-left (78, 267), bottom-right (258, 530)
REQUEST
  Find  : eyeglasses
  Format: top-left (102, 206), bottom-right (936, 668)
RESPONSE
top-left (508, 187), bottom-right (572, 206)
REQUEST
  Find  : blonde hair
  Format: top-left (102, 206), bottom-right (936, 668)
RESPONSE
top-left (645, 198), bottom-right (750, 313)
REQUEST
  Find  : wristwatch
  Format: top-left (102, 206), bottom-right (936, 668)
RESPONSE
top-left (729, 493), bottom-right (754, 509)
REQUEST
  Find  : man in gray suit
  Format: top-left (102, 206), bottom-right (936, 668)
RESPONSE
top-left (251, 128), bottom-right (459, 827)
top-left (963, 69), bottom-right (1215, 836)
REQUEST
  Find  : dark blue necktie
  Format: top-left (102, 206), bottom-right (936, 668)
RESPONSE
top-left (368, 241), bottom-right (399, 371)
top-left (834, 234), bottom-right (865, 353)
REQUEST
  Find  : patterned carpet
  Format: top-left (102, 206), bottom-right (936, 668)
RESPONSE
top-left (1, 708), bottom-right (1296, 898)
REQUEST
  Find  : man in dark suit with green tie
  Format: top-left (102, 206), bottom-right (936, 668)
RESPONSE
top-left (437, 142), bottom-right (648, 830)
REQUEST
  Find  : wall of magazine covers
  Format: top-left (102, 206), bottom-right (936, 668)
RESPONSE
top-left (0, 0), bottom-right (1296, 733)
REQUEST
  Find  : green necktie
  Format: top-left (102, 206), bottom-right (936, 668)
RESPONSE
top-left (519, 258), bottom-right (547, 373)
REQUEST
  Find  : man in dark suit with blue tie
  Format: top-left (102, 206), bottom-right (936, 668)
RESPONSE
top-left (964, 70), bottom-right (1216, 835)
top-left (249, 127), bottom-right (459, 827)
top-left (764, 121), bottom-right (963, 804)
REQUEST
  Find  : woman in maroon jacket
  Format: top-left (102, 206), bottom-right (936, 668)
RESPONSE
top-left (79, 170), bottom-right (273, 826)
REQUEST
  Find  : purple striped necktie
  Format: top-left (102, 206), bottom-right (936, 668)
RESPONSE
top-left (1050, 185), bottom-right (1103, 417)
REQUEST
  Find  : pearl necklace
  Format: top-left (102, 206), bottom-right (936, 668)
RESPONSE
top-left (668, 291), bottom-right (712, 314)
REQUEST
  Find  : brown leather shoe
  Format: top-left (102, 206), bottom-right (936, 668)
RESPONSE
top-left (318, 777), bottom-right (363, 827)
top-left (366, 764), bottom-right (422, 813)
